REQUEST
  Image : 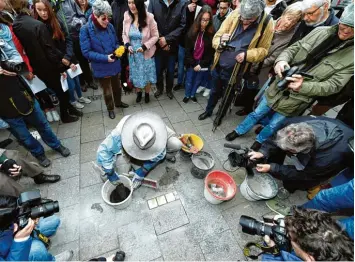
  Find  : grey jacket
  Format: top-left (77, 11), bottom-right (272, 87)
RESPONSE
top-left (212, 8), bottom-right (232, 31)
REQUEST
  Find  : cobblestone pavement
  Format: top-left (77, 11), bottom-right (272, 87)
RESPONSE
top-left (0, 84), bottom-right (340, 261)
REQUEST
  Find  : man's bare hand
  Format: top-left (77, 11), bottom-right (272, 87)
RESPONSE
top-left (274, 61), bottom-right (289, 78)
top-left (248, 151), bottom-right (264, 160)
top-left (256, 164), bottom-right (271, 173)
top-left (235, 52), bottom-right (245, 63)
top-left (287, 74), bottom-right (303, 92)
top-left (188, 3), bottom-right (196, 12)
top-left (14, 218), bottom-right (35, 239)
top-left (9, 164), bottom-right (22, 177)
top-left (159, 37), bottom-right (167, 48)
top-left (0, 67), bottom-right (17, 76)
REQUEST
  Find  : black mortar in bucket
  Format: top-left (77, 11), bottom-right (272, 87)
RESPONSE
top-left (191, 151), bottom-right (215, 179)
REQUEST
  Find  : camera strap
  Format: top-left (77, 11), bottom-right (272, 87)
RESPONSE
top-left (243, 241), bottom-right (280, 259)
top-left (33, 229), bottom-right (51, 249)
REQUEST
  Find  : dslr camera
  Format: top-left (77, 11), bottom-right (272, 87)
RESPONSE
top-left (0, 190), bottom-right (59, 230)
top-left (239, 215), bottom-right (291, 252)
top-left (277, 66), bottom-right (313, 90)
top-left (0, 39), bottom-right (27, 74)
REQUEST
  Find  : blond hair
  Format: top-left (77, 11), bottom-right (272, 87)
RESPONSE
top-left (281, 2), bottom-right (303, 21)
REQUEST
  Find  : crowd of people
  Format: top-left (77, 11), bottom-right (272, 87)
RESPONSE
top-left (0, 0), bottom-right (354, 260)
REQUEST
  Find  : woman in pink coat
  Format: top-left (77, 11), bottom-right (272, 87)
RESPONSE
top-left (122, 0), bottom-right (159, 103)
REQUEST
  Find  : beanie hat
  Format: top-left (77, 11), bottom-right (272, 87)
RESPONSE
top-left (340, 3), bottom-right (354, 27)
top-left (240, 0), bottom-right (265, 19)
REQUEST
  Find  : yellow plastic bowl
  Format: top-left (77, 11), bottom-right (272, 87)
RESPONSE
top-left (180, 134), bottom-right (204, 153)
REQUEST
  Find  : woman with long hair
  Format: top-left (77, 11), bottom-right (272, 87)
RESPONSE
top-left (183, 5), bottom-right (214, 104)
top-left (76, 0), bottom-right (93, 20)
top-left (33, 0), bottom-right (92, 110)
top-left (122, 0), bottom-right (158, 103)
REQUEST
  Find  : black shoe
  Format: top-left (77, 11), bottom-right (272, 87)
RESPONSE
top-left (191, 97), bottom-right (197, 103)
top-left (0, 139), bottom-right (13, 149)
top-left (167, 92), bottom-right (174, 99)
top-left (183, 97), bottom-right (189, 103)
top-left (154, 90), bottom-right (163, 98)
top-left (50, 95), bottom-right (59, 106)
top-left (225, 131), bottom-right (240, 141)
top-left (198, 111), bottom-right (211, 120)
top-left (109, 111), bottom-right (116, 119)
top-left (113, 251), bottom-right (126, 261)
top-left (55, 145), bottom-right (71, 157)
top-left (61, 115), bottom-right (79, 123)
top-left (115, 102), bottom-right (129, 108)
top-left (136, 92), bottom-right (142, 103)
top-left (33, 173), bottom-right (61, 184)
top-left (88, 82), bottom-right (98, 90)
top-left (36, 155), bottom-right (51, 167)
top-left (235, 108), bottom-right (251, 116)
top-left (251, 141), bottom-right (262, 151)
top-left (145, 93), bottom-right (150, 103)
top-left (173, 84), bottom-right (182, 91)
top-left (68, 107), bottom-right (83, 117)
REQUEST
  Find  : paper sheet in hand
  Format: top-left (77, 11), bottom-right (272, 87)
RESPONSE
top-left (23, 76), bottom-right (47, 94)
top-left (67, 64), bottom-right (82, 78)
top-left (61, 76), bottom-right (69, 92)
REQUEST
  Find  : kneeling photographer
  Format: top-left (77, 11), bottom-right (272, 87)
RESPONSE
top-left (225, 4), bottom-right (354, 151)
top-left (0, 191), bottom-right (73, 261)
top-left (239, 207), bottom-right (354, 261)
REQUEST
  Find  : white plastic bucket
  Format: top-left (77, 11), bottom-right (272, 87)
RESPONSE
top-left (204, 186), bottom-right (224, 204)
top-left (204, 170), bottom-right (237, 205)
top-left (101, 175), bottom-right (133, 209)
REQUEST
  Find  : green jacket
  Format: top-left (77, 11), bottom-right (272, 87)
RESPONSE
top-left (265, 25), bottom-right (354, 117)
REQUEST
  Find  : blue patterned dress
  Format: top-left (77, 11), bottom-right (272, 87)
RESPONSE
top-left (128, 24), bottom-right (157, 89)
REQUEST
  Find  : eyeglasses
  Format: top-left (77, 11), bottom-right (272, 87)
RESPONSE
top-left (304, 3), bottom-right (325, 17)
top-left (100, 15), bottom-right (112, 21)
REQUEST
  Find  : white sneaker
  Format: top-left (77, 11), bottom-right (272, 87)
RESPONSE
top-left (46, 111), bottom-right (53, 122)
top-left (196, 86), bottom-right (205, 94)
top-left (78, 96), bottom-right (92, 104)
top-left (55, 250), bottom-right (74, 261)
top-left (71, 101), bottom-right (84, 109)
top-left (203, 88), bottom-right (211, 97)
top-left (51, 110), bottom-right (60, 122)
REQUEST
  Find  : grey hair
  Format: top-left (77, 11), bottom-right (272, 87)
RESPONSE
top-left (92, 0), bottom-right (112, 17)
top-left (240, 0), bottom-right (266, 19)
top-left (302, 0), bottom-right (331, 11)
top-left (282, 2), bottom-right (303, 21)
top-left (275, 123), bottom-right (315, 154)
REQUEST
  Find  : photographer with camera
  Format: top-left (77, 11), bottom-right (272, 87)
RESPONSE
top-left (0, 193), bottom-right (73, 261)
top-left (225, 4), bottom-right (354, 150)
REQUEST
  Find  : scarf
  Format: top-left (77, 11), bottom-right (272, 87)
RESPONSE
top-left (91, 13), bottom-right (105, 30)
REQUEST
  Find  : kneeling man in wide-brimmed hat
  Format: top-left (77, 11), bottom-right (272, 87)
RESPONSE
top-left (97, 111), bottom-right (183, 189)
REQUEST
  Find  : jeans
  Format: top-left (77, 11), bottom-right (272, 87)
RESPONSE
top-left (67, 75), bottom-right (82, 103)
top-left (184, 68), bottom-right (210, 98)
top-left (3, 100), bottom-right (61, 157)
top-left (29, 215), bottom-right (61, 261)
top-left (235, 96), bottom-right (286, 143)
top-left (302, 179), bottom-right (354, 239)
top-left (155, 51), bottom-right (176, 93)
top-left (177, 46), bottom-right (185, 85)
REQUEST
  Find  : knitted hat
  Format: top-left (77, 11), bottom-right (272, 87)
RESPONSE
top-left (240, 0), bottom-right (265, 19)
top-left (340, 3), bottom-right (354, 27)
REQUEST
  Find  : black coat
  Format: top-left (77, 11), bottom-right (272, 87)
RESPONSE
top-left (148, 0), bottom-right (187, 53)
top-left (111, 0), bottom-right (128, 44)
top-left (12, 14), bottom-right (64, 75)
top-left (184, 30), bottom-right (214, 68)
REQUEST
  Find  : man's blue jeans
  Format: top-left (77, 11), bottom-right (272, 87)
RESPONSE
top-left (235, 96), bottom-right (286, 143)
top-left (67, 75), bottom-right (82, 103)
top-left (155, 52), bottom-right (176, 93)
top-left (184, 68), bottom-right (210, 98)
top-left (177, 46), bottom-right (185, 86)
top-left (3, 100), bottom-right (61, 157)
top-left (302, 179), bottom-right (354, 239)
top-left (29, 215), bottom-right (61, 261)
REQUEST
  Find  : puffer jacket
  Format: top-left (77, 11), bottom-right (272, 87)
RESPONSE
top-left (265, 25), bottom-right (354, 117)
top-left (79, 18), bottom-right (121, 78)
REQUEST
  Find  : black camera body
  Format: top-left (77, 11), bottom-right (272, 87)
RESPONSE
top-left (0, 39), bottom-right (28, 74)
top-left (0, 190), bottom-right (59, 230)
top-left (239, 215), bottom-right (291, 252)
top-left (277, 66), bottom-right (314, 90)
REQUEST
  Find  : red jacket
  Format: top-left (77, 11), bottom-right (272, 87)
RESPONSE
top-left (9, 25), bottom-right (33, 73)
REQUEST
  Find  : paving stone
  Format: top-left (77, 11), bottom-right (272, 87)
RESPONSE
top-left (60, 136), bottom-right (80, 155)
top-left (82, 111), bottom-right (104, 128)
top-left (80, 140), bottom-right (102, 163)
top-left (116, 217), bottom-right (162, 261)
top-left (49, 122), bottom-right (59, 134)
top-left (156, 195), bottom-right (167, 205)
top-left (148, 198), bottom-right (158, 209)
top-left (51, 204), bottom-right (80, 247)
top-left (165, 192), bottom-right (175, 202)
top-left (158, 225), bottom-right (205, 261)
top-left (146, 106), bottom-right (167, 118)
top-left (57, 121), bottom-right (81, 139)
top-left (151, 200), bottom-right (189, 235)
top-left (51, 154), bottom-right (80, 180)
top-left (82, 99), bottom-right (102, 113)
top-left (172, 120), bottom-right (200, 135)
top-left (123, 104), bottom-right (142, 115)
top-left (141, 100), bottom-right (160, 109)
top-left (151, 256), bottom-right (164, 261)
top-left (196, 123), bottom-right (225, 142)
top-left (80, 161), bottom-right (103, 188)
top-left (188, 110), bottom-right (213, 126)
top-left (179, 101), bottom-right (203, 113)
top-left (81, 124), bottom-right (105, 143)
top-left (49, 240), bottom-right (80, 261)
top-left (79, 183), bottom-right (106, 219)
top-left (47, 176), bottom-right (80, 208)
top-left (18, 176), bottom-right (49, 198)
top-left (162, 117), bottom-right (175, 131)
top-left (115, 196), bottom-right (151, 227)
top-left (199, 230), bottom-right (245, 261)
top-left (159, 99), bottom-right (181, 109)
top-left (174, 174), bottom-right (205, 207)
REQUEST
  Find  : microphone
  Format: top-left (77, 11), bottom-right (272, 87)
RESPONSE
top-left (224, 143), bottom-right (242, 150)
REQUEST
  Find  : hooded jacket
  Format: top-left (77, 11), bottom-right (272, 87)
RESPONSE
top-left (212, 7), bottom-right (232, 31)
top-left (259, 116), bottom-right (354, 190)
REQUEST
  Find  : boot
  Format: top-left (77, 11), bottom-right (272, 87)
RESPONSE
top-left (145, 93), bottom-right (150, 103)
top-left (136, 92), bottom-right (142, 103)
top-left (68, 106), bottom-right (83, 117)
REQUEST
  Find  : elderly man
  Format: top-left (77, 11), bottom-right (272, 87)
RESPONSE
top-left (198, 0), bottom-right (274, 121)
top-left (288, 0), bottom-right (339, 45)
top-left (97, 112), bottom-right (182, 189)
top-left (248, 116), bottom-right (354, 192)
top-left (225, 4), bottom-right (354, 150)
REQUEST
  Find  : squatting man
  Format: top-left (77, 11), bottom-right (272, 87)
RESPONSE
top-left (97, 111), bottom-right (183, 189)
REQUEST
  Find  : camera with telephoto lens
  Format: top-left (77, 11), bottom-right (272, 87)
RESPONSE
top-left (0, 190), bottom-right (59, 230)
top-left (277, 66), bottom-right (313, 90)
top-left (239, 215), bottom-right (291, 252)
top-left (0, 39), bottom-right (27, 74)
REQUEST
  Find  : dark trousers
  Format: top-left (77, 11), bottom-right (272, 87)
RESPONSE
top-left (155, 51), bottom-right (176, 93)
top-left (98, 74), bottom-right (122, 111)
top-left (73, 39), bottom-right (94, 85)
top-left (36, 90), bottom-right (54, 111)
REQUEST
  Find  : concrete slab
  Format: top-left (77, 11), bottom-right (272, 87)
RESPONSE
top-left (81, 111), bottom-right (104, 128)
top-left (51, 154), bottom-right (80, 180)
top-left (80, 161), bottom-right (103, 188)
top-left (57, 121), bottom-right (81, 139)
top-left (81, 99), bottom-right (102, 114)
top-left (80, 140), bottom-right (102, 163)
top-left (49, 240), bottom-right (80, 261)
top-left (81, 124), bottom-right (105, 143)
top-left (196, 123), bottom-right (225, 142)
top-left (47, 176), bottom-right (80, 208)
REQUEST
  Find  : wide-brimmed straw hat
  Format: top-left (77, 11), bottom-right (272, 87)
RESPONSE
top-left (121, 111), bottom-right (167, 160)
